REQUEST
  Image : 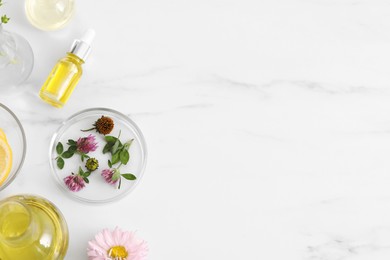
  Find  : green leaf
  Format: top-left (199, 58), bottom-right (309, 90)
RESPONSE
top-left (57, 157), bottom-right (64, 169)
top-left (103, 143), bottom-right (113, 154)
top-left (67, 139), bottom-right (76, 145)
top-left (78, 167), bottom-right (90, 179)
top-left (112, 139), bottom-right (121, 154)
top-left (108, 160), bottom-right (112, 168)
top-left (111, 170), bottom-right (121, 181)
top-left (124, 139), bottom-right (134, 150)
top-left (121, 173), bottom-right (137, 180)
top-left (111, 152), bottom-right (120, 165)
top-left (104, 136), bottom-right (117, 143)
top-left (62, 151), bottom-right (74, 159)
top-left (56, 142), bottom-right (63, 154)
top-left (80, 153), bottom-right (90, 162)
top-left (106, 133), bottom-right (123, 143)
top-left (120, 149), bottom-right (129, 165)
top-left (1, 15), bottom-right (10, 24)
top-left (67, 145), bottom-right (77, 153)
top-left (83, 177), bottom-right (89, 184)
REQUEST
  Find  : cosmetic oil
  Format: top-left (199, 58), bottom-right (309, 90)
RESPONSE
top-left (0, 194), bottom-right (69, 260)
top-left (25, 0), bottom-right (75, 31)
top-left (39, 29), bottom-right (95, 108)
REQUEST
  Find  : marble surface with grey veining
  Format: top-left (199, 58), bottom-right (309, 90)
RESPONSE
top-left (2, 0), bottom-right (390, 259)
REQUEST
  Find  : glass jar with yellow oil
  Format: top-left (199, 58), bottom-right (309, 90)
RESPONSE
top-left (25, 0), bottom-right (75, 31)
top-left (0, 194), bottom-right (69, 260)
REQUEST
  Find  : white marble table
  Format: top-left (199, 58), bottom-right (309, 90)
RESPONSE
top-left (2, 0), bottom-right (390, 259)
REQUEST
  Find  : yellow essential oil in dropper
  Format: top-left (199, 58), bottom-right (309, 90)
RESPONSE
top-left (39, 29), bottom-right (95, 108)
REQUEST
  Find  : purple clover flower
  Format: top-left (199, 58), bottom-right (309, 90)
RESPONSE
top-left (101, 169), bottom-right (118, 185)
top-left (64, 174), bottom-right (85, 192)
top-left (77, 134), bottom-right (98, 154)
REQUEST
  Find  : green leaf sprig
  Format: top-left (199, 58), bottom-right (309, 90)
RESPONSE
top-left (103, 131), bottom-right (133, 166)
top-left (0, 1), bottom-right (10, 25)
top-left (1, 15), bottom-right (9, 24)
top-left (104, 131), bottom-right (136, 189)
top-left (107, 163), bottom-right (137, 189)
top-left (55, 141), bottom-right (76, 169)
top-left (55, 139), bottom-right (91, 169)
top-left (75, 166), bottom-right (91, 184)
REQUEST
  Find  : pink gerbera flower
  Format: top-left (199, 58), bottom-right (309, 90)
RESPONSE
top-left (77, 134), bottom-right (98, 153)
top-left (64, 174), bottom-right (85, 192)
top-left (101, 169), bottom-right (118, 185)
top-left (87, 227), bottom-right (148, 260)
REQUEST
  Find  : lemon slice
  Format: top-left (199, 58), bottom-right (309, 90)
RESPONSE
top-left (0, 138), bottom-right (12, 186)
top-left (0, 128), bottom-right (6, 141)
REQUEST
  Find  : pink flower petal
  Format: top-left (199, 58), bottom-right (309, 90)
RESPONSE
top-left (103, 228), bottom-right (115, 247)
top-left (88, 241), bottom-right (106, 254)
top-left (120, 230), bottom-right (132, 245)
top-left (113, 227), bottom-right (122, 245)
top-left (95, 232), bottom-right (110, 251)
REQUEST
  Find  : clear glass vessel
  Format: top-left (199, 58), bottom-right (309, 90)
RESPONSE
top-left (50, 108), bottom-right (148, 204)
top-left (0, 26), bottom-right (34, 87)
top-left (0, 103), bottom-right (27, 191)
top-left (0, 194), bottom-right (69, 260)
top-left (25, 0), bottom-right (75, 31)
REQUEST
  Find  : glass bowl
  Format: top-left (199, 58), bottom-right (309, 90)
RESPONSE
top-left (0, 104), bottom-right (27, 191)
top-left (25, 0), bottom-right (75, 31)
top-left (49, 108), bottom-right (147, 204)
top-left (0, 28), bottom-right (34, 87)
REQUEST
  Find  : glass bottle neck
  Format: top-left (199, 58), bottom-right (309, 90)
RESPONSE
top-left (66, 52), bottom-right (85, 64)
top-left (0, 200), bottom-right (36, 246)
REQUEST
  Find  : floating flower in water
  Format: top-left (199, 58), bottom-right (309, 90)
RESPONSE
top-left (87, 227), bottom-right (148, 260)
top-left (101, 169), bottom-right (118, 185)
top-left (77, 134), bottom-right (98, 154)
top-left (82, 116), bottom-right (114, 135)
top-left (64, 174), bottom-right (85, 192)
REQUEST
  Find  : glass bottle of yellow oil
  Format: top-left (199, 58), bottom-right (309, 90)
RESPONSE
top-left (0, 194), bottom-right (69, 260)
top-left (39, 29), bottom-right (95, 108)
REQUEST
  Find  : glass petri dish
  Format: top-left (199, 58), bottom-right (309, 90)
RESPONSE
top-left (0, 104), bottom-right (27, 191)
top-left (49, 108), bottom-right (147, 204)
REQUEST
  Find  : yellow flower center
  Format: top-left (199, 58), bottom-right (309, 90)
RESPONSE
top-left (108, 246), bottom-right (128, 259)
